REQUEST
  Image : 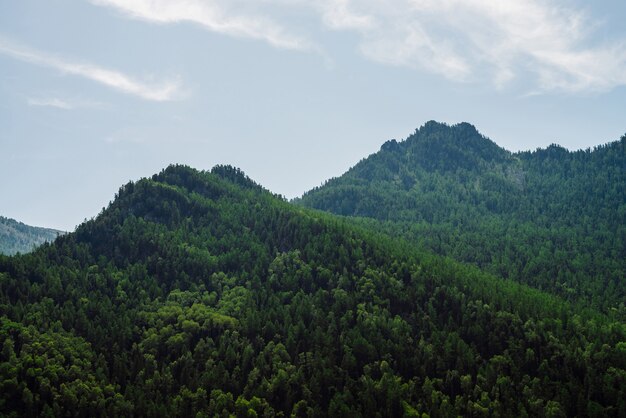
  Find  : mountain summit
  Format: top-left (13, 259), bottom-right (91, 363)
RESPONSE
top-left (300, 123), bottom-right (626, 311)
top-left (384, 121), bottom-right (511, 173)
top-left (300, 121), bottom-right (522, 219)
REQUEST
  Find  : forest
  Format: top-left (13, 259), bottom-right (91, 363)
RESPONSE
top-left (0, 163), bottom-right (625, 417)
top-left (299, 121), bottom-right (626, 315)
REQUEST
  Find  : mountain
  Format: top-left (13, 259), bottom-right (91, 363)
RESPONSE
top-left (299, 121), bottom-right (626, 313)
top-left (0, 216), bottom-right (65, 255)
top-left (0, 164), bottom-right (624, 417)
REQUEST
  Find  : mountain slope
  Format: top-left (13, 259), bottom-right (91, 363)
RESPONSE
top-left (299, 121), bottom-right (626, 312)
top-left (0, 164), bottom-right (624, 417)
top-left (0, 216), bottom-right (64, 255)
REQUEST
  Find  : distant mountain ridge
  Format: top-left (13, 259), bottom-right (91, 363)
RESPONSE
top-left (0, 216), bottom-right (64, 255)
top-left (299, 121), bottom-right (626, 312)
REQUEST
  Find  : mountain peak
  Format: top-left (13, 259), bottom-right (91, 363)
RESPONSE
top-left (210, 164), bottom-right (266, 192)
top-left (411, 120), bottom-right (480, 139)
top-left (151, 164), bottom-right (266, 194)
top-left (391, 121), bottom-right (511, 173)
top-left (419, 120), bottom-right (478, 135)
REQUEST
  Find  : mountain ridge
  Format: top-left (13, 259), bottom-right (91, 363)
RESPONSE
top-left (299, 121), bottom-right (626, 312)
top-left (1, 163), bottom-right (624, 416)
top-left (310, 121), bottom-right (624, 192)
top-left (0, 216), bottom-right (65, 255)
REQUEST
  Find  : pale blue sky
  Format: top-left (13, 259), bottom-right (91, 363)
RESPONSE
top-left (1, 0), bottom-right (626, 230)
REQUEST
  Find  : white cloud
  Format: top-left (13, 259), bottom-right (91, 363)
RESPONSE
top-left (318, 0), bottom-right (374, 31)
top-left (88, 0), bottom-right (626, 93)
top-left (27, 97), bottom-right (105, 110)
top-left (27, 97), bottom-right (73, 110)
top-left (317, 0), bottom-right (626, 92)
top-left (90, 0), bottom-right (312, 51)
top-left (0, 37), bottom-right (182, 101)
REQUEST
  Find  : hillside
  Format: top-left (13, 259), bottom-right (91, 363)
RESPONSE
top-left (0, 165), bottom-right (624, 417)
top-left (0, 216), bottom-right (64, 255)
top-left (299, 121), bottom-right (626, 313)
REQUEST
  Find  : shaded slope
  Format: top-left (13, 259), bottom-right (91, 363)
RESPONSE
top-left (299, 122), bottom-right (626, 312)
top-left (0, 164), bottom-right (624, 417)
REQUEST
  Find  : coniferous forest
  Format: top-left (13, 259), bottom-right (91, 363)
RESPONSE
top-left (1, 124), bottom-right (625, 417)
top-left (300, 122), bottom-right (626, 315)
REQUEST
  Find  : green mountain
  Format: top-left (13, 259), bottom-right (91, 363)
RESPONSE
top-left (299, 121), bottom-right (626, 313)
top-left (0, 165), bottom-right (624, 417)
top-left (0, 216), bottom-right (64, 255)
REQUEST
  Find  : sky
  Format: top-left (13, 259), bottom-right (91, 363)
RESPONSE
top-left (1, 0), bottom-right (626, 231)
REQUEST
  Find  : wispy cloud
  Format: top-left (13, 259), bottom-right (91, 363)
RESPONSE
top-left (27, 96), bottom-right (105, 110)
top-left (88, 0), bottom-right (626, 93)
top-left (27, 97), bottom-right (73, 110)
top-left (0, 37), bottom-right (182, 101)
top-left (316, 0), bottom-right (626, 93)
top-left (318, 0), bottom-right (374, 31)
top-left (90, 0), bottom-right (312, 51)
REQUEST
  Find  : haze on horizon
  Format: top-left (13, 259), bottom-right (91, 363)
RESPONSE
top-left (2, 0), bottom-right (626, 231)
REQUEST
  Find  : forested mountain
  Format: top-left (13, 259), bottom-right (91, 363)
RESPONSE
top-left (1, 165), bottom-right (624, 417)
top-left (299, 121), bottom-right (626, 314)
top-left (0, 216), bottom-right (64, 256)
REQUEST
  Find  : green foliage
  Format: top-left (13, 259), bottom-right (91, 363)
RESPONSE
top-left (0, 163), bottom-right (624, 416)
top-left (299, 122), bottom-right (626, 314)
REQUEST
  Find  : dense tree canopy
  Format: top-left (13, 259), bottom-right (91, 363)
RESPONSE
top-left (1, 164), bottom-right (624, 416)
top-left (299, 121), bottom-right (626, 314)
